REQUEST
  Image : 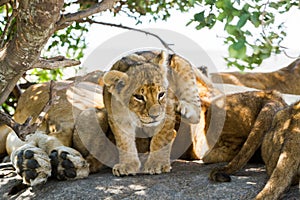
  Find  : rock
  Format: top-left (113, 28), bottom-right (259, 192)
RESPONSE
top-left (0, 160), bottom-right (299, 200)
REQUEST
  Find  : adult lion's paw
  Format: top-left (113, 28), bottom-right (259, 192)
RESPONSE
top-left (143, 159), bottom-right (171, 175)
top-left (49, 146), bottom-right (89, 180)
top-left (11, 144), bottom-right (51, 186)
top-left (112, 161), bottom-right (140, 177)
top-left (177, 100), bottom-right (200, 124)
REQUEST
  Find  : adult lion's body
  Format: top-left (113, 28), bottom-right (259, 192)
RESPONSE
top-left (211, 58), bottom-right (300, 95)
top-left (1, 71), bottom-right (110, 185)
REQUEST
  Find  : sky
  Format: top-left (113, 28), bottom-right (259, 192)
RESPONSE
top-left (81, 6), bottom-right (300, 75)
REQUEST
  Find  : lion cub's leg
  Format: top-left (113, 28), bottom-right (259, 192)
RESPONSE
top-left (110, 124), bottom-right (140, 176)
top-left (210, 101), bottom-right (284, 182)
top-left (143, 130), bottom-right (176, 174)
top-left (143, 117), bottom-right (176, 175)
top-left (11, 131), bottom-right (89, 186)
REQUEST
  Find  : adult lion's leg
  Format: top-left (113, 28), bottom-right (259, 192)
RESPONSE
top-left (256, 134), bottom-right (300, 200)
top-left (209, 100), bottom-right (285, 182)
top-left (73, 108), bottom-right (118, 173)
top-left (9, 131), bottom-right (52, 186)
top-left (256, 103), bottom-right (300, 200)
top-left (10, 131), bottom-right (89, 186)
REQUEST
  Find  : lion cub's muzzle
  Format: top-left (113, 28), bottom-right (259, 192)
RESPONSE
top-left (141, 104), bottom-right (165, 126)
top-left (148, 104), bottom-right (162, 119)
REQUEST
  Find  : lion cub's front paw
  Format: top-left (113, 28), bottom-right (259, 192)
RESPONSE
top-left (177, 100), bottom-right (200, 124)
top-left (49, 146), bottom-right (89, 180)
top-left (143, 159), bottom-right (171, 175)
top-left (11, 144), bottom-right (51, 186)
top-left (112, 161), bottom-right (140, 177)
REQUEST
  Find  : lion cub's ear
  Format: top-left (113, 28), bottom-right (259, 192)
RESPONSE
top-left (103, 70), bottom-right (128, 94)
top-left (150, 50), bottom-right (168, 77)
top-left (151, 50), bottom-right (168, 66)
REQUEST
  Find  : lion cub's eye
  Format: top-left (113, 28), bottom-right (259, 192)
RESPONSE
top-left (158, 92), bottom-right (166, 100)
top-left (133, 94), bottom-right (145, 102)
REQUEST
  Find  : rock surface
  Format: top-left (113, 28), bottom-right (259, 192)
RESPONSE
top-left (0, 160), bottom-right (299, 200)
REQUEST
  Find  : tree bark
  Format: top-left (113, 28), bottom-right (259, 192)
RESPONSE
top-left (0, 0), bottom-right (64, 104)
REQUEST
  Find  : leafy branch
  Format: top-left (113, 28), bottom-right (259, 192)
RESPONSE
top-left (189, 0), bottom-right (300, 70)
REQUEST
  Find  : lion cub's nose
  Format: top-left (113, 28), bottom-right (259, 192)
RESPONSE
top-left (148, 104), bottom-right (161, 119)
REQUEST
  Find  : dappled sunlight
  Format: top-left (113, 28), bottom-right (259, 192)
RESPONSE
top-left (283, 119), bottom-right (291, 131)
top-left (246, 181), bottom-right (257, 185)
top-left (95, 183), bottom-right (148, 197)
top-left (28, 84), bottom-right (47, 102)
top-left (291, 127), bottom-right (300, 134)
top-left (66, 82), bottom-right (104, 110)
top-left (273, 72), bottom-right (286, 82)
top-left (31, 95), bottom-right (39, 101)
top-left (104, 186), bottom-right (125, 195)
top-left (245, 167), bottom-right (266, 173)
top-left (277, 151), bottom-right (288, 166)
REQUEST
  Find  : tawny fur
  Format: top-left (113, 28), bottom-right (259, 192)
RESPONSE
top-left (211, 58), bottom-right (300, 95)
top-left (255, 101), bottom-right (300, 200)
top-left (102, 50), bottom-right (201, 176)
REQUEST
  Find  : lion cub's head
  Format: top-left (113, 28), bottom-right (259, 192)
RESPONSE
top-left (103, 51), bottom-right (170, 127)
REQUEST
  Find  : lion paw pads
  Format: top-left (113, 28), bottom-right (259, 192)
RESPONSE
top-left (11, 145), bottom-right (51, 186)
top-left (49, 146), bottom-right (89, 180)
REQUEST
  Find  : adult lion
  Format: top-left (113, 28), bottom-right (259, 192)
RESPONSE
top-left (211, 58), bottom-right (300, 95)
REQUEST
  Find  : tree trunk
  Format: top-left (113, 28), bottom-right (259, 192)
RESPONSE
top-left (0, 0), bottom-right (64, 104)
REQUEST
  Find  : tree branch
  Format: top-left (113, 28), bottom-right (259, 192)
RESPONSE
top-left (0, 0), bottom-right (64, 105)
top-left (0, 2), bottom-right (17, 48)
top-left (79, 19), bottom-right (175, 53)
top-left (31, 56), bottom-right (81, 70)
top-left (56, 0), bottom-right (119, 30)
top-left (0, 81), bottom-right (58, 141)
top-left (0, 0), bottom-right (9, 7)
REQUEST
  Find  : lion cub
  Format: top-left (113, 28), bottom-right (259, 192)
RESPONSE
top-left (103, 50), bottom-right (201, 176)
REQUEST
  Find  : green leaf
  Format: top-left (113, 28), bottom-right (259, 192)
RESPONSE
top-left (244, 30), bottom-right (252, 36)
top-left (194, 11), bottom-right (205, 23)
top-left (215, 0), bottom-right (224, 9)
top-left (242, 3), bottom-right (250, 11)
top-left (205, 0), bottom-right (216, 5)
top-left (207, 13), bottom-right (216, 28)
top-left (217, 11), bottom-right (227, 21)
top-left (237, 13), bottom-right (250, 28)
top-left (188, 0), bottom-right (196, 4)
top-left (250, 12), bottom-right (260, 27)
top-left (229, 41), bottom-right (246, 59)
top-left (225, 24), bottom-right (237, 35)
